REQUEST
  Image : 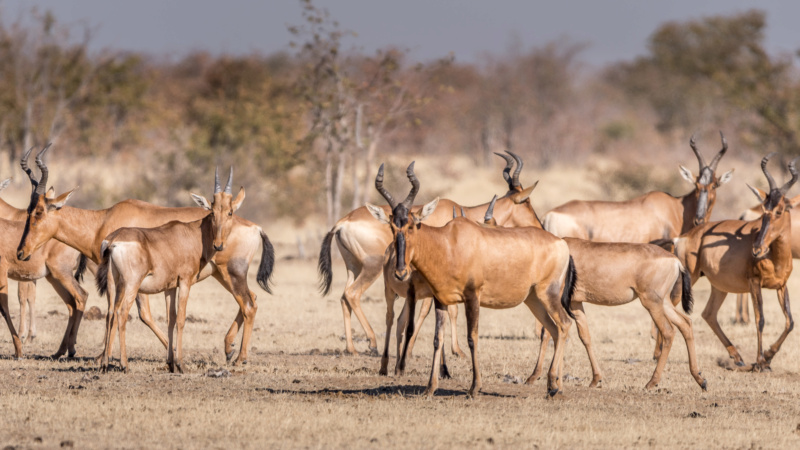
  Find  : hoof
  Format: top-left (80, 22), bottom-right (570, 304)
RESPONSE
top-left (734, 361), bottom-right (745, 367)
top-left (28, 335), bottom-right (36, 343)
top-left (645, 381), bottom-right (658, 389)
top-left (366, 347), bottom-right (379, 357)
top-left (589, 378), bottom-right (603, 388)
top-left (547, 388), bottom-right (559, 398)
top-left (467, 389), bottom-right (480, 398)
top-left (700, 379), bottom-right (708, 391)
top-left (68, 350), bottom-right (77, 359)
top-left (225, 350), bottom-right (236, 362)
top-left (453, 350), bottom-right (467, 359)
top-left (50, 352), bottom-right (65, 360)
top-left (378, 368), bottom-right (388, 376)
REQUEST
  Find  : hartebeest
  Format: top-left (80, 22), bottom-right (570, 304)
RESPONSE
top-left (0, 177), bottom-right (87, 359)
top-left (733, 194), bottom-right (800, 324)
top-left (95, 169), bottom-right (243, 372)
top-left (543, 132), bottom-right (733, 242)
top-left (318, 152), bottom-right (542, 358)
top-left (673, 153), bottom-right (797, 371)
top-left (367, 163), bottom-right (577, 397)
top-left (531, 238), bottom-right (707, 390)
top-left (16, 148), bottom-right (274, 365)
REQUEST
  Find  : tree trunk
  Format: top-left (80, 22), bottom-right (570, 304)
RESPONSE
top-left (362, 136), bottom-right (379, 205)
top-left (324, 137), bottom-right (335, 229)
top-left (351, 104), bottom-right (364, 210)
top-left (332, 143), bottom-right (346, 224)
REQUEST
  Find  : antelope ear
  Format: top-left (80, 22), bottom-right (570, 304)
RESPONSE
top-left (49, 187), bottom-right (78, 210)
top-left (717, 169), bottom-right (734, 186)
top-left (790, 196), bottom-right (800, 209)
top-left (679, 166), bottom-right (695, 184)
top-left (415, 197), bottom-right (439, 223)
top-left (0, 178), bottom-right (10, 192)
top-left (366, 203), bottom-right (390, 224)
top-left (45, 186), bottom-right (56, 199)
top-left (231, 187), bottom-right (245, 212)
top-left (191, 193), bottom-right (212, 210)
top-left (511, 181), bottom-right (538, 203)
top-left (747, 184), bottom-right (766, 203)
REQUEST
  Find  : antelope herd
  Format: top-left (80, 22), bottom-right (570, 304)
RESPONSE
top-left (0, 134), bottom-right (797, 399)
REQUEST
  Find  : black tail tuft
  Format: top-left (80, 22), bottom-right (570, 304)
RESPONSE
top-left (318, 230), bottom-right (335, 295)
top-left (561, 255), bottom-right (578, 320)
top-left (75, 254), bottom-right (88, 282)
top-left (681, 268), bottom-right (694, 314)
top-left (257, 231), bottom-right (275, 294)
top-left (96, 247), bottom-right (111, 297)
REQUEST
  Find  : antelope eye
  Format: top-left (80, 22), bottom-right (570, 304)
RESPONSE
top-left (228, 211), bottom-right (233, 216)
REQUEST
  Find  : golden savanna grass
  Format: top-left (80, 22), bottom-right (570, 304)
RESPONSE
top-left (1, 156), bottom-right (799, 448)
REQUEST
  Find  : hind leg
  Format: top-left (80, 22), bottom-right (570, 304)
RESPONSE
top-left (448, 304), bottom-right (466, 358)
top-left (641, 295), bottom-right (675, 389)
top-left (133, 294), bottom-right (169, 349)
top-left (342, 263), bottom-right (381, 355)
top-left (405, 296), bottom-right (432, 358)
top-left (701, 287), bottom-right (743, 365)
top-left (379, 285), bottom-right (396, 376)
top-left (763, 286), bottom-right (793, 364)
top-left (571, 303), bottom-right (602, 387)
top-left (662, 300), bottom-right (706, 389)
top-left (212, 264), bottom-right (257, 366)
top-left (423, 299), bottom-right (448, 398)
top-left (734, 293), bottom-right (750, 325)
top-left (46, 274), bottom-right (78, 359)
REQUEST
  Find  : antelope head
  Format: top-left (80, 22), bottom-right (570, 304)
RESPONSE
top-left (747, 153), bottom-right (799, 259)
top-left (190, 166), bottom-right (245, 252)
top-left (680, 132), bottom-right (734, 226)
top-left (493, 150), bottom-right (540, 227)
top-left (365, 162), bottom-right (438, 281)
top-left (17, 145), bottom-right (78, 261)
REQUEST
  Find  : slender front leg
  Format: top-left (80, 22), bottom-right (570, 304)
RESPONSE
top-left (749, 283), bottom-right (768, 370)
top-left (663, 300), bottom-right (707, 390)
top-left (734, 293), bottom-right (750, 324)
top-left (166, 288), bottom-right (178, 370)
top-left (642, 296), bottom-right (675, 389)
top-left (405, 296), bottom-right (433, 358)
top-left (764, 286), bottom-right (793, 364)
top-left (211, 266), bottom-right (258, 365)
top-left (172, 281), bottom-right (192, 374)
top-left (379, 286), bottom-right (397, 376)
top-left (397, 284), bottom-right (417, 375)
top-left (424, 299), bottom-right (447, 399)
top-left (0, 271), bottom-right (23, 359)
top-left (133, 293), bottom-right (169, 349)
top-left (17, 281), bottom-right (35, 343)
top-left (464, 294), bottom-right (481, 397)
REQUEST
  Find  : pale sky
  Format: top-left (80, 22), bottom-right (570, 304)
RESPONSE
top-left (2, 0), bottom-right (798, 65)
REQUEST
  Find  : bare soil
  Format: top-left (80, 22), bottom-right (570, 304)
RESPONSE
top-left (1, 254), bottom-right (799, 449)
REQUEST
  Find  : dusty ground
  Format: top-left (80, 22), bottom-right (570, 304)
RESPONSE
top-left (1, 248), bottom-right (799, 449)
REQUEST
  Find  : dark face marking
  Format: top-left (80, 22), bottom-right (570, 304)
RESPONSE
top-left (391, 204), bottom-right (411, 280)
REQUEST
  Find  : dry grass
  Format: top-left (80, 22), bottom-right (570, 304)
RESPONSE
top-left (1, 247), bottom-right (800, 449)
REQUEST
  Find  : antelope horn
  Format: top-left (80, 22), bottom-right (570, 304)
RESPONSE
top-left (507, 150), bottom-right (523, 188)
top-left (708, 131), bottom-right (728, 171)
top-left (401, 161), bottom-right (419, 209)
top-left (460, 207), bottom-right (465, 217)
top-left (224, 166), bottom-right (233, 194)
top-left (375, 163), bottom-right (397, 208)
top-left (494, 152), bottom-right (514, 189)
top-left (780, 156), bottom-right (800, 196)
top-left (20, 146), bottom-right (38, 190)
top-left (34, 143), bottom-right (52, 195)
top-left (761, 152), bottom-right (779, 192)
top-left (453, 206), bottom-right (457, 219)
top-left (214, 166), bottom-right (221, 194)
top-left (689, 134), bottom-right (707, 171)
top-left (484, 195), bottom-right (498, 223)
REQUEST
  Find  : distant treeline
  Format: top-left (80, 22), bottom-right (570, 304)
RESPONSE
top-left (0, 5), bottom-right (797, 224)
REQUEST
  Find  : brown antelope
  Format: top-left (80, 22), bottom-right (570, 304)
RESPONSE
top-left (367, 163), bottom-right (577, 397)
top-left (733, 194), bottom-right (800, 324)
top-left (531, 238), bottom-right (706, 390)
top-left (673, 153), bottom-right (797, 371)
top-left (543, 132), bottom-right (733, 242)
top-left (0, 177), bottom-right (87, 359)
top-left (95, 170), bottom-right (243, 373)
top-left (318, 151), bottom-right (542, 358)
top-left (16, 148), bottom-right (274, 366)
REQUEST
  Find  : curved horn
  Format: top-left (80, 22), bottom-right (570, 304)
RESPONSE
top-left (506, 150), bottom-right (523, 188)
top-left (224, 166), bottom-right (233, 194)
top-left (689, 134), bottom-right (707, 171)
top-left (484, 195), bottom-right (498, 223)
top-left (214, 166), bottom-right (221, 194)
top-left (374, 163), bottom-right (397, 208)
top-left (780, 156), bottom-right (800, 196)
top-left (494, 152), bottom-right (514, 189)
top-left (20, 146), bottom-right (38, 190)
top-left (400, 161), bottom-right (419, 209)
top-left (34, 143), bottom-right (51, 195)
top-left (460, 207), bottom-right (465, 217)
top-left (761, 152), bottom-right (779, 192)
top-left (452, 206), bottom-right (457, 219)
top-left (708, 131), bottom-right (728, 171)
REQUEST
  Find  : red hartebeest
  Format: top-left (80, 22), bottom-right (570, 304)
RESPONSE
top-left (733, 194), bottom-right (800, 324)
top-left (95, 170), bottom-right (243, 373)
top-left (318, 152), bottom-right (542, 359)
top-left (16, 148), bottom-right (274, 365)
top-left (531, 238), bottom-right (706, 390)
top-left (543, 132), bottom-right (733, 242)
top-left (0, 177), bottom-right (87, 359)
top-left (367, 163), bottom-right (577, 397)
top-left (673, 153), bottom-right (797, 371)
